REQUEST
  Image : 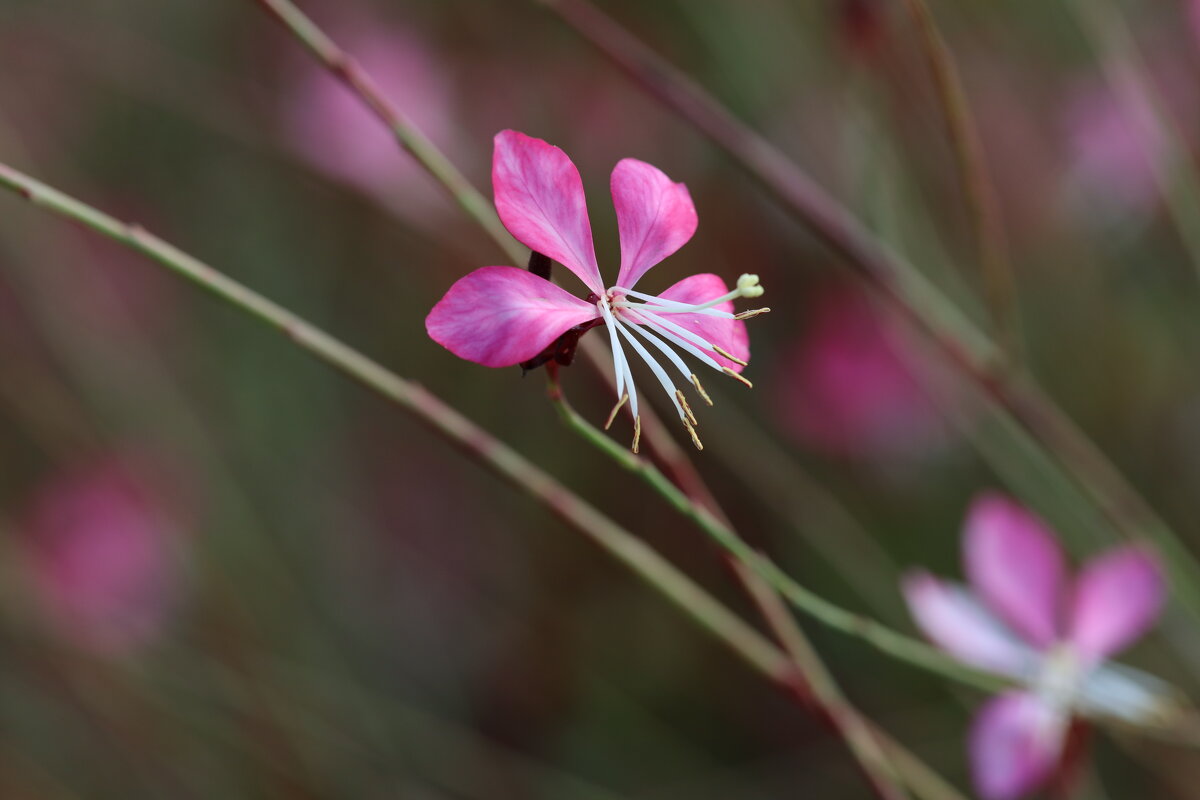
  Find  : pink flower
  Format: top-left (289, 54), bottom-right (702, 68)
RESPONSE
top-left (19, 458), bottom-right (187, 657)
top-left (902, 494), bottom-right (1172, 800)
top-left (1063, 82), bottom-right (1162, 222)
top-left (282, 25), bottom-right (460, 222)
top-left (776, 287), bottom-right (949, 460)
top-left (426, 131), bottom-right (768, 450)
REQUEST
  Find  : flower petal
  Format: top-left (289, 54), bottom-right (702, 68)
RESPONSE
top-left (425, 266), bottom-right (598, 367)
top-left (964, 493), bottom-right (1066, 648)
top-left (493, 131), bottom-right (604, 294)
top-left (969, 692), bottom-right (1066, 800)
top-left (654, 273), bottom-right (749, 372)
top-left (611, 158), bottom-right (698, 290)
top-left (901, 571), bottom-right (1037, 677)
top-left (1068, 546), bottom-right (1164, 662)
top-left (1077, 660), bottom-right (1181, 723)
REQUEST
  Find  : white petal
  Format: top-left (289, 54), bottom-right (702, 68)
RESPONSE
top-left (903, 572), bottom-right (1039, 678)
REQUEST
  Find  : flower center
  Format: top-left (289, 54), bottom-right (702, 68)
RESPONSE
top-left (1036, 644), bottom-right (1084, 713)
top-left (592, 273), bottom-right (769, 452)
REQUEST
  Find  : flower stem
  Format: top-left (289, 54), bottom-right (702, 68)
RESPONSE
top-left (544, 371), bottom-right (1005, 694)
top-left (901, 0), bottom-right (1018, 363)
top-left (538, 0), bottom-right (1200, 651)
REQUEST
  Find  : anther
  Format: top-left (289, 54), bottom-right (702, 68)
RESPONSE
top-left (605, 393), bottom-right (629, 430)
top-left (690, 374), bottom-right (714, 406)
top-left (734, 307), bottom-right (771, 320)
top-left (631, 415), bottom-right (642, 454)
top-left (675, 390), bottom-right (698, 426)
top-left (713, 345), bottom-right (749, 367)
top-left (682, 417), bottom-right (704, 451)
top-left (723, 366), bottom-right (753, 388)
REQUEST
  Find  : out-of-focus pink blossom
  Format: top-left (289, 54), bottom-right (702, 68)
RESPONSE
top-left (902, 493), bottom-right (1171, 800)
top-left (1062, 82), bottom-right (1162, 222)
top-left (282, 25), bottom-right (460, 221)
top-left (19, 458), bottom-right (187, 656)
top-left (775, 287), bottom-right (948, 460)
top-left (426, 131), bottom-right (767, 451)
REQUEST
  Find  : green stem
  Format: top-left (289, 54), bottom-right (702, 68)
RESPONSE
top-left (901, 0), bottom-right (1018, 362)
top-left (544, 373), bottom-right (1005, 695)
top-left (732, 555), bottom-right (912, 800)
top-left (549, 374), bottom-right (914, 800)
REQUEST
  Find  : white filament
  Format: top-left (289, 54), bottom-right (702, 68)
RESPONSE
top-left (613, 318), bottom-right (685, 421)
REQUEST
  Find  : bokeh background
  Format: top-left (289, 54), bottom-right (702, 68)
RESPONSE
top-left (1, 0), bottom-right (1199, 796)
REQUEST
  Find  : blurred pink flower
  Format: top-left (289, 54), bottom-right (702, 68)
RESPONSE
top-left (426, 130), bottom-right (766, 450)
top-left (282, 25), bottom-right (460, 221)
top-left (776, 287), bottom-right (948, 460)
top-left (1062, 82), bottom-right (1162, 221)
top-left (20, 458), bottom-right (187, 656)
top-left (903, 494), bottom-right (1171, 800)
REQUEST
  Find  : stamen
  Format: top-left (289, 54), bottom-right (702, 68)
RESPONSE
top-left (614, 318), bottom-right (687, 422)
top-left (631, 415), bottom-right (642, 454)
top-left (734, 307), bottom-right (771, 320)
top-left (618, 295), bottom-right (736, 319)
top-left (621, 355), bottom-right (640, 420)
top-left (712, 345), bottom-right (748, 367)
top-left (723, 366), bottom-right (753, 388)
top-left (624, 309), bottom-right (723, 372)
top-left (599, 298), bottom-right (640, 420)
top-left (682, 417), bottom-right (703, 451)
top-left (625, 317), bottom-right (695, 381)
top-left (597, 298), bottom-right (627, 401)
top-left (604, 393), bottom-right (629, 430)
top-left (690, 374), bottom-right (713, 406)
top-left (675, 390), bottom-right (698, 426)
top-left (630, 307), bottom-right (719, 356)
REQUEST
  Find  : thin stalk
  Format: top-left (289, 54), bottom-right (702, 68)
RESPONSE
top-left (547, 370), bottom-right (910, 800)
top-left (542, 372), bottom-right (1004, 694)
top-left (901, 0), bottom-right (1018, 361)
top-left (537, 0), bottom-right (1200, 639)
top-left (734, 559), bottom-right (911, 800)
